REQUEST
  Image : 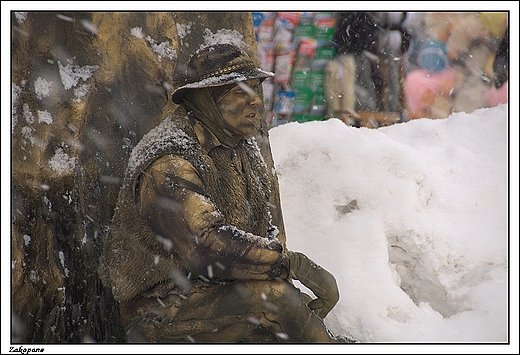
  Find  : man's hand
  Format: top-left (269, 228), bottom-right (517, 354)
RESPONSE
top-left (287, 251), bottom-right (339, 318)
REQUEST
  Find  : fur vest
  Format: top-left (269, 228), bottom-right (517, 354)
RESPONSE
top-left (98, 106), bottom-right (276, 302)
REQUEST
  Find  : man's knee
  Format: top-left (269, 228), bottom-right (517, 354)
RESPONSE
top-left (235, 279), bottom-right (303, 315)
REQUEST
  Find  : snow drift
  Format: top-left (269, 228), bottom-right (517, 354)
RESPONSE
top-left (269, 104), bottom-right (509, 342)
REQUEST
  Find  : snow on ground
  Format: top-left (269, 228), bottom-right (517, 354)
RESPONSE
top-left (269, 104), bottom-right (512, 344)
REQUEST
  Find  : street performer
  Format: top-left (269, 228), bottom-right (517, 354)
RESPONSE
top-left (99, 43), bottom-right (342, 343)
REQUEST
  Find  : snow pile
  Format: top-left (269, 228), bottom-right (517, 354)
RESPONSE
top-left (269, 104), bottom-right (509, 343)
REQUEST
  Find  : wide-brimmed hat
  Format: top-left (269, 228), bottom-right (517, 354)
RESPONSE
top-left (172, 43), bottom-right (274, 104)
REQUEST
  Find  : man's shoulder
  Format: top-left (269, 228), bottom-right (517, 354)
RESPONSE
top-left (139, 106), bottom-right (194, 147)
top-left (125, 105), bottom-right (198, 178)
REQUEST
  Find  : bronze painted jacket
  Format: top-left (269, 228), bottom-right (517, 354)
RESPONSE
top-left (99, 106), bottom-right (287, 302)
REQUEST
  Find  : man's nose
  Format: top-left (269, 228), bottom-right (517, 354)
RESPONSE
top-left (249, 91), bottom-right (262, 106)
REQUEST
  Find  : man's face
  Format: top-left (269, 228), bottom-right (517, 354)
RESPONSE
top-left (216, 79), bottom-right (263, 136)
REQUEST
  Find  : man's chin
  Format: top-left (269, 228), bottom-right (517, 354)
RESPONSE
top-left (240, 124), bottom-right (260, 137)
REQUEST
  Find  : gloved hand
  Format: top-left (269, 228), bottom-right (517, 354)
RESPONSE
top-left (287, 251), bottom-right (339, 319)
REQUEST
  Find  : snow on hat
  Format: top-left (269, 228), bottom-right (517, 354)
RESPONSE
top-left (172, 43), bottom-right (274, 104)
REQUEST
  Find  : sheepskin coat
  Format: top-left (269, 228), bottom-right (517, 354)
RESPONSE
top-left (98, 106), bottom-right (285, 302)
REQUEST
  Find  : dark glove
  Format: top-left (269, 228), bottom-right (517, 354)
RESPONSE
top-left (287, 251), bottom-right (339, 318)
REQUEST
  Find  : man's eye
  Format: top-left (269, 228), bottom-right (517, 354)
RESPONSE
top-left (236, 81), bottom-right (256, 96)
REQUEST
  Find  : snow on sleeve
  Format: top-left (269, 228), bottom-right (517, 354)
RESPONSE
top-left (218, 225), bottom-right (281, 248)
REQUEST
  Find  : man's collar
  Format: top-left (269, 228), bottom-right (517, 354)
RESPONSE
top-left (193, 118), bottom-right (222, 153)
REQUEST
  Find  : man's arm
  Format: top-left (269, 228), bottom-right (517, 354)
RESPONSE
top-left (136, 154), bottom-right (288, 280)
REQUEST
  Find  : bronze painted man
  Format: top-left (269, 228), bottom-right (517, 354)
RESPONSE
top-left (99, 43), bottom-right (341, 343)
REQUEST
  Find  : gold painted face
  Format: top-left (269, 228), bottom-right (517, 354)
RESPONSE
top-left (216, 79), bottom-right (263, 137)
